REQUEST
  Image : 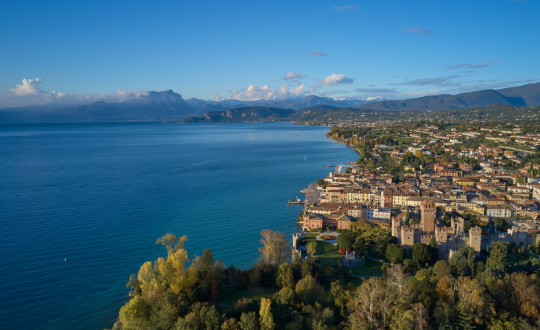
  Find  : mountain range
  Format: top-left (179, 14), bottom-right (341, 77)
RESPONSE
top-left (355, 82), bottom-right (540, 111)
top-left (0, 82), bottom-right (539, 122)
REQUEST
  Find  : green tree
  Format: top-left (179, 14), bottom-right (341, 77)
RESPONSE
top-left (306, 242), bottom-right (318, 258)
top-left (449, 246), bottom-right (476, 276)
top-left (456, 302), bottom-right (475, 330)
top-left (429, 236), bottom-right (439, 262)
top-left (148, 292), bottom-right (177, 330)
top-left (276, 263), bottom-right (295, 289)
top-left (412, 242), bottom-right (431, 267)
top-left (486, 241), bottom-right (508, 271)
top-left (275, 287), bottom-right (295, 306)
top-left (433, 260), bottom-right (452, 278)
top-left (200, 249), bottom-right (214, 274)
top-left (239, 312), bottom-right (259, 330)
top-left (119, 295), bottom-right (149, 330)
top-left (295, 275), bottom-right (324, 304)
top-left (386, 244), bottom-right (405, 264)
top-left (404, 210), bottom-right (410, 226)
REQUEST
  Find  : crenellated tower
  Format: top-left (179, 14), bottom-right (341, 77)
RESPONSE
top-left (421, 200), bottom-right (436, 233)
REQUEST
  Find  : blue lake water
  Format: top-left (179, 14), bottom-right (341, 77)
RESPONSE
top-left (0, 122), bottom-right (358, 329)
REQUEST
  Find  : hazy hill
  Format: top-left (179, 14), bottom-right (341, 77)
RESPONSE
top-left (183, 107), bottom-right (298, 122)
top-left (0, 90), bottom-right (197, 121)
top-left (2, 82), bottom-right (539, 122)
top-left (358, 82), bottom-right (540, 111)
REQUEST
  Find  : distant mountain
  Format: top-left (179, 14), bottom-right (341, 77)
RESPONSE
top-left (358, 82), bottom-right (540, 111)
top-left (0, 90), bottom-right (197, 121)
top-left (183, 107), bottom-right (298, 123)
top-left (2, 82), bottom-right (539, 122)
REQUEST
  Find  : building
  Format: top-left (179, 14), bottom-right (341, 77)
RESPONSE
top-left (486, 204), bottom-right (515, 218)
top-left (392, 200), bottom-right (530, 259)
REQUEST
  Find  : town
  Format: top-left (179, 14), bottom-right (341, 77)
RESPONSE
top-left (300, 121), bottom-right (540, 261)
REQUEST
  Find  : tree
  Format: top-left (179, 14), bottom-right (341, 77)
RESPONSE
top-left (155, 233), bottom-right (188, 256)
top-left (317, 179), bottom-right (325, 186)
top-left (301, 257), bottom-right (319, 278)
top-left (386, 244), bottom-right (405, 264)
top-left (259, 230), bottom-right (291, 266)
top-left (387, 264), bottom-right (410, 295)
top-left (306, 242), bottom-right (318, 258)
top-left (119, 295), bottom-right (149, 330)
top-left (211, 280), bottom-right (220, 300)
top-left (276, 263), bottom-right (295, 289)
top-left (200, 249), bottom-right (214, 273)
top-left (148, 291), bottom-right (178, 330)
top-left (486, 242), bottom-right (508, 271)
top-left (222, 318), bottom-right (242, 330)
top-left (275, 287), bottom-right (295, 306)
top-left (259, 298), bottom-right (275, 330)
top-left (429, 236), bottom-right (439, 262)
top-left (353, 277), bottom-right (392, 330)
top-left (415, 150), bottom-right (424, 159)
top-left (433, 260), bottom-right (452, 278)
top-left (412, 243), bottom-right (431, 267)
top-left (449, 247), bottom-right (475, 276)
top-left (404, 210), bottom-right (410, 226)
top-left (455, 302), bottom-right (475, 330)
top-left (295, 275), bottom-right (324, 304)
top-left (240, 312), bottom-right (259, 330)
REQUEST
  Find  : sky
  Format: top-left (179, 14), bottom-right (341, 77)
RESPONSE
top-left (0, 0), bottom-right (539, 107)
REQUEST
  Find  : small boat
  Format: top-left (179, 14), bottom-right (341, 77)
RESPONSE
top-left (304, 154), bottom-right (306, 160)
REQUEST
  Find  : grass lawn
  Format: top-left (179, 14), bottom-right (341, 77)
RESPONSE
top-left (301, 233), bottom-right (318, 244)
top-left (315, 241), bottom-right (341, 269)
top-left (349, 258), bottom-right (384, 277)
top-left (214, 285), bottom-right (279, 311)
top-left (507, 253), bottom-right (529, 262)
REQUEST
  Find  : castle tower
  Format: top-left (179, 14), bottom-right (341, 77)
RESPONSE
top-left (435, 226), bottom-right (449, 258)
top-left (391, 216), bottom-right (400, 237)
top-left (401, 227), bottom-right (415, 257)
top-left (451, 217), bottom-right (464, 236)
top-left (421, 200), bottom-right (436, 234)
top-left (469, 226), bottom-right (482, 256)
top-left (512, 226), bottom-right (528, 248)
top-left (435, 226), bottom-right (448, 243)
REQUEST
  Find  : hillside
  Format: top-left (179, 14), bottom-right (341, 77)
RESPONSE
top-left (358, 82), bottom-right (540, 111)
top-left (0, 90), bottom-right (197, 121)
top-left (183, 107), bottom-right (299, 122)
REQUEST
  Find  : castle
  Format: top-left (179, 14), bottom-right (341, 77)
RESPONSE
top-left (392, 200), bottom-right (531, 259)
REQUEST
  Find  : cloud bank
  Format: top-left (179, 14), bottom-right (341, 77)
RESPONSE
top-left (0, 78), bottom-right (148, 108)
top-left (311, 73), bottom-right (354, 93)
top-left (282, 71), bottom-right (307, 80)
top-left (306, 52), bottom-right (328, 56)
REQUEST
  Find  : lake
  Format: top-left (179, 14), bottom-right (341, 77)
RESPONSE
top-left (0, 122), bottom-right (358, 329)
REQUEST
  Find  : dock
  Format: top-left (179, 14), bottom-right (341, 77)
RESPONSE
top-left (288, 197), bottom-right (304, 205)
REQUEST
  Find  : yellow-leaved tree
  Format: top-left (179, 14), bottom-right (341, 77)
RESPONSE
top-left (259, 297), bottom-right (275, 330)
top-left (259, 230), bottom-right (291, 266)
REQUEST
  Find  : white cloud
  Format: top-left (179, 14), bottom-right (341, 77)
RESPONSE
top-left (231, 85), bottom-right (275, 101)
top-left (277, 84), bottom-right (305, 98)
top-left (0, 78), bottom-right (149, 108)
top-left (11, 78), bottom-right (46, 95)
top-left (282, 71), bottom-right (307, 80)
top-left (311, 73), bottom-right (354, 94)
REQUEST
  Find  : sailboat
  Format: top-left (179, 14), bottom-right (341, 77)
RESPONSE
top-left (304, 154), bottom-right (306, 160)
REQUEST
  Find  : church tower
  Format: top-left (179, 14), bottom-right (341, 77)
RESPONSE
top-left (421, 200), bottom-right (436, 234)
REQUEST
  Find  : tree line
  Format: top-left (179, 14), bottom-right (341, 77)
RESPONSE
top-left (109, 229), bottom-right (540, 330)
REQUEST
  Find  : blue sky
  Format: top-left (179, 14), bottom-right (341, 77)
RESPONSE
top-left (0, 0), bottom-right (539, 107)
